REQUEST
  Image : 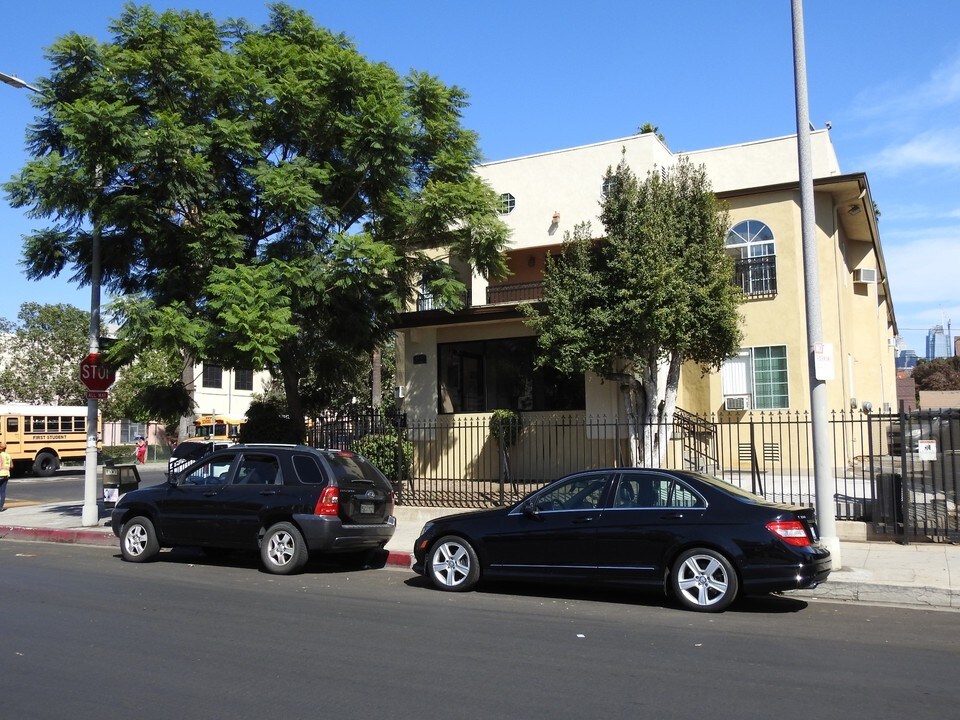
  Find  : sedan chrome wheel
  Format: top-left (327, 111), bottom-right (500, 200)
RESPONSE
top-left (671, 549), bottom-right (738, 612)
top-left (428, 536), bottom-right (480, 592)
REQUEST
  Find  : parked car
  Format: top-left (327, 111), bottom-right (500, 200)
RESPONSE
top-left (413, 468), bottom-right (831, 612)
top-left (886, 410), bottom-right (960, 456)
top-left (166, 439), bottom-right (233, 476)
top-left (113, 444), bottom-right (396, 574)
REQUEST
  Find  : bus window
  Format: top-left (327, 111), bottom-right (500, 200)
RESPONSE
top-left (6, 417), bottom-right (17, 432)
top-left (48, 417), bottom-right (60, 432)
top-left (32, 416), bottom-right (46, 432)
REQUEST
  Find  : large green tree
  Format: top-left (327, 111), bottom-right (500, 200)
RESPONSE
top-left (5, 3), bottom-right (508, 435)
top-left (523, 157), bottom-right (742, 464)
top-left (912, 357), bottom-right (960, 393)
top-left (0, 303), bottom-right (90, 405)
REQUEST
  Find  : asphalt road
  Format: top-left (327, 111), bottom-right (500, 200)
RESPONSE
top-left (1, 539), bottom-right (958, 720)
top-left (5, 464), bottom-right (168, 505)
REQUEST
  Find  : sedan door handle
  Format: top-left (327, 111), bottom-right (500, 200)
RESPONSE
top-left (258, 490), bottom-right (278, 496)
top-left (572, 516), bottom-right (595, 524)
top-left (660, 513), bottom-right (684, 519)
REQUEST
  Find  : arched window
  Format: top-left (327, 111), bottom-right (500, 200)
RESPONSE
top-left (725, 220), bottom-right (777, 295)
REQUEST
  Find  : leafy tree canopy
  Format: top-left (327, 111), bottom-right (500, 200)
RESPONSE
top-left (0, 303), bottom-right (91, 405)
top-left (5, 2), bottom-right (509, 432)
top-left (913, 357), bottom-right (960, 392)
top-left (523, 156), bottom-right (742, 462)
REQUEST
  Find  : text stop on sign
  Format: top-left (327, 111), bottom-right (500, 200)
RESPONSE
top-left (79, 353), bottom-right (116, 394)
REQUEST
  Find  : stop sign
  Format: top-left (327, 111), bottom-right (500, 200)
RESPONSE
top-left (79, 353), bottom-right (116, 392)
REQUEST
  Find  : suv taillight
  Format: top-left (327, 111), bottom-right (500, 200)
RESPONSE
top-left (388, 491), bottom-right (395, 516)
top-left (314, 485), bottom-right (339, 516)
top-left (766, 520), bottom-right (811, 547)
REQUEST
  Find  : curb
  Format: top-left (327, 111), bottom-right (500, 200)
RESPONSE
top-left (1, 525), bottom-right (117, 547)
top-left (790, 581), bottom-right (959, 610)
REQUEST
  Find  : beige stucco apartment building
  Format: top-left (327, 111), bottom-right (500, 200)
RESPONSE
top-left (395, 130), bottom-right (897, 430)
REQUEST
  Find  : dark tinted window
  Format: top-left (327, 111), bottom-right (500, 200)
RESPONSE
top-left (233, 454), bottom-right (280, 485)
top-left (322, 452), bottom-right (389, 488)
top-left (293, 454), bottom-right (328, 484)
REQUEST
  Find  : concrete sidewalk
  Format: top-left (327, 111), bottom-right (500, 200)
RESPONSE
top-left (1, 500), bottom-right (958, 611)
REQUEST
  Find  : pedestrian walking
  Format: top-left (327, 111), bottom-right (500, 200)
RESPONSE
top-left (0, 441), bottom-right (12, 511)
top-left (135, 436), bottom-right (147, 465)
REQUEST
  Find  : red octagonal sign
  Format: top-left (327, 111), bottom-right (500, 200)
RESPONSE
top-left (79, 353), bottom-right (116, 394)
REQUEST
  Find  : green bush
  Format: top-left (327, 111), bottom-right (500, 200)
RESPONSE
top-left (353, 431), bottom-right (413, 485)
top-left (101, 445), bottom-right (135, 464)
top-left (489, 409), bottom-right (522, 448)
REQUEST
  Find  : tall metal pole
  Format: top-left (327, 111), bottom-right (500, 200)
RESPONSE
top-left (791, 0), bottom-right (840, 566)
top-left (82, 218), bottom-right (101, 527)
top-left (4, 70), bottom-right (103, 526)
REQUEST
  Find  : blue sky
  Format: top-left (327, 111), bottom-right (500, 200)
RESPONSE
top-left (2, 1), bottom-right (958, 356)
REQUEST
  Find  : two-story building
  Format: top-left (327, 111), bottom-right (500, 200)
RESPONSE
top-left (398, 130), bottom-right (896, 417)
top-left (393, 130), bottom-right (897, 484)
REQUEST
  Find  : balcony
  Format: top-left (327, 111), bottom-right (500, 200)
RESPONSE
top-left (733, 256), bottom-right (777, 297)
top-left (486, 280), bottom-right (545, 305)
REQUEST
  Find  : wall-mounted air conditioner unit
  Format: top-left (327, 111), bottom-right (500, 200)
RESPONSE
top-left (724, 395), bottom-right (751, 411)
top-left (853, 268), bottom-right (877, 284)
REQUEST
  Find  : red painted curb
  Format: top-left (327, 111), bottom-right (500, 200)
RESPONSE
top-left (385, 550), bottom-right (413, 569)
top-left (0, 525), bottom-right (117, 547)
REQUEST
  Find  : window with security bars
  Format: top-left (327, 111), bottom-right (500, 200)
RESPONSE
top-left (726, 220), bottom-right (777, 295)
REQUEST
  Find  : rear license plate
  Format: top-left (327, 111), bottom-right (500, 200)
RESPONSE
top-left (360, 503), bottom-right (375, 514)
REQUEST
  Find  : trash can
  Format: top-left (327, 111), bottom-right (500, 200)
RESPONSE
top-left (102, 463), bottom-right (141, 507)
top-left (874, 472), bottom-right (903, 527)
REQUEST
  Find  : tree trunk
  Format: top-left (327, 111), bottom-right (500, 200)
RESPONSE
top-left (278, 349), bottom-right (306, 442)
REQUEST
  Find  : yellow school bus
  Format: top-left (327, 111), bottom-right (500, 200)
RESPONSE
top-left (0, 404), bottom-right (99, 477)
top-left (192, 414), bottom-right (245, 442)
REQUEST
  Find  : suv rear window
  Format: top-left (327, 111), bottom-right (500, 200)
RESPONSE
top-left (323, 451), bottom-right (389, 487)
top-left (293, 454), bottom-right (328, 484)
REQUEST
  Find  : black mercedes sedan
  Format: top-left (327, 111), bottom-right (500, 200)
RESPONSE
top-left (413, 468), bottom-right (831, 612)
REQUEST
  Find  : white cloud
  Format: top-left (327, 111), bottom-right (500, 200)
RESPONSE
top-left (864, 128), bottom-right (960, 174)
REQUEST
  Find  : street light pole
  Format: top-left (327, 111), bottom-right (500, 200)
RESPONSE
top-left (791, 0), bottom-right (841, 567)
top-left (3, 69), bottom-right (103, 527)
top-left (0, 71), bottom-right (40, 93)
top-left (82, 206), bottom-right (102, 527)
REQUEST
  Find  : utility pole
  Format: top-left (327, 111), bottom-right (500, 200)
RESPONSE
top-left (791, 0), bottom-right (841, 567)
top-left (2, 69), bottom-right (103, 527)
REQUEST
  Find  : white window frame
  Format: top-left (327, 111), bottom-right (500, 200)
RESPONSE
top-left (721, 345), bottom-right (789, 410)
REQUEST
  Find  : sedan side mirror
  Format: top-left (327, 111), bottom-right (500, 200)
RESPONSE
top-left (522, 500), bottom-right (540, 519)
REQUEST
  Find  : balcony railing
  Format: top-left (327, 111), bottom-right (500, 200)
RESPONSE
top-left (486, 281), bottom-right (545, 305)
top-left (733, 256), bottom-right (777, 296)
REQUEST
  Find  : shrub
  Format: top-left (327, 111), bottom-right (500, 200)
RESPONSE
top-left (353, 430), bottom-right (413, 485)
top-left (489, 409), bottom-right (522, 448)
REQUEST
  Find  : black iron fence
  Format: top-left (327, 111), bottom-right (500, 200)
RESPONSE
top-left (305, 408), bottom-right (960, 542)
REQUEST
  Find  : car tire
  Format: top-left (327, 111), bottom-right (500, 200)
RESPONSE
top-left (670, 548), bottom-right (739, 612)
top-left (32, 451), bottom-right (59, 477)
top-left (260, 522), bottom-right (308, 575)
top-left (427, 535), bottom-right (480, 592)
top-left (120, 516), bottom-right (160, 563)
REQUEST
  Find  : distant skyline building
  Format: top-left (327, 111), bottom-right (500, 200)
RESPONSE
top-left (925, 323), bottom-right (952, 360)
top-left (896, 349), bottom-right (919, 371)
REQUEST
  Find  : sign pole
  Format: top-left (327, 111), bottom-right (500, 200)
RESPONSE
top-left (81, 216), bottom-right (102, 527)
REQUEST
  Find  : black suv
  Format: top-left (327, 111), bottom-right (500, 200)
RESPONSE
top-left (111, 444), bottom-right (397, 574)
